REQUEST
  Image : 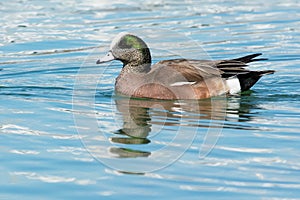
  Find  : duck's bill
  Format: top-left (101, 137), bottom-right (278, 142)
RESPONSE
top-left (96, 51), bottom-right (115, 64)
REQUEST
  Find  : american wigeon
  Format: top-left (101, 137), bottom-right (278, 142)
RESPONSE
top-left (97, 32), bottom-right (274, 100)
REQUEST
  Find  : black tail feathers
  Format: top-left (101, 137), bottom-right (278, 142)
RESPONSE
top-left (237, 70), bottom-right (275, 91)
top-left (234, 53), bottom-right (268, 63)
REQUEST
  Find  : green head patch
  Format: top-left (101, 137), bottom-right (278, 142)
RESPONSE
top-left (119, 35), bottom-right (146, 50)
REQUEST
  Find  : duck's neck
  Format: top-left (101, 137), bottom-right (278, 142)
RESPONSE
top-left (122, 48), bottom-right (152, 74)
top-left (122, 63), bottom-right (151, 74)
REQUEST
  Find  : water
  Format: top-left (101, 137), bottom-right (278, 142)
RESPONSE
top-left (1, 0), bottom-right (300, 199)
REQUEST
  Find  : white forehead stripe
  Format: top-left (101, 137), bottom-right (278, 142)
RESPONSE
top-left (110, 32), bottom-right (130, 49)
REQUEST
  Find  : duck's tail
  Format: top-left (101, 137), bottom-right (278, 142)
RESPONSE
top-left (236, 70), bottom-right (275, 91)
top-left (234, 53), bottom-right (274, 91)
top-left (233, 53), bottom-right (268, 63)
top-left (223, 53), bottom-right (275, 93)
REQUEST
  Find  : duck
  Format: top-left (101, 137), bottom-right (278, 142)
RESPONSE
top-left (96, 32), bottom-right (274, 100)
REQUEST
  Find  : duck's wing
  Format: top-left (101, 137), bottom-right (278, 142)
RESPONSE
top-left (154, 59), bottom-right (223, 83)
top-left (148, 60), bottom-right (225, 99)
top-left (156, 53), bottom-right (272, 80)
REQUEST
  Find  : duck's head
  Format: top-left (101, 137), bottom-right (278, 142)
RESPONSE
top-left (96, 32), bottom-right (152, 73)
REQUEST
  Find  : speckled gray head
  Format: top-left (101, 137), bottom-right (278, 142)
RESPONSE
top-left (96, 32), bottom-right (152, 73)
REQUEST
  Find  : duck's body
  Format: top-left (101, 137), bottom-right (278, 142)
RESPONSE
top-left (97, 32), bottom-right (274, 100)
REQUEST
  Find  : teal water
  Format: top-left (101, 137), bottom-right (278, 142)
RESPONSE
top-left (1, 0), bottom-right (300, 199)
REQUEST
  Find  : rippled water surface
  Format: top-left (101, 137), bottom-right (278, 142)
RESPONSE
top-left (1, 0), bottom-right (300, 199)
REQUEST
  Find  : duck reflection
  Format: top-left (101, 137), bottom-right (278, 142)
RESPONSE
top-left (109, 100), bottom-right (152, 158)
top-left (109, 95), bottom-right (256, 158)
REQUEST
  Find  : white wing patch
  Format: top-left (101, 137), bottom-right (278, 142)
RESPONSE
top-left (170, 81), bottom-right (196, 87)
top-left (226, 77), bottom-right (241, 94)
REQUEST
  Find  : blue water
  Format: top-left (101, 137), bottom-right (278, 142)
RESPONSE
top-left (1, 0), bottom-right (300, 199)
